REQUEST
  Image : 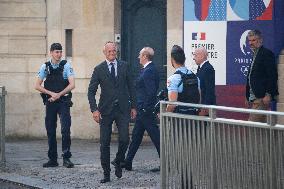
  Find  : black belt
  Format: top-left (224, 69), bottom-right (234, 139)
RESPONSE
top-left (175, 106), bottom-right (198, 115)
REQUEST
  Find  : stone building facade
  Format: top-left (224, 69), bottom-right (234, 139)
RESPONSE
top-left (0, 0), bottom-right (283, 139)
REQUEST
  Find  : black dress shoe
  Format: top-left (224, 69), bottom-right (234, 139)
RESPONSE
top-left (115, 165), bottom-right (122, 178)
top-left (150, 166), bottom-right (160, 172)
top-left (63, 158), bottom-right (74, 168)
top-left (121, 160), bottom-right (132, 171)
top-left (100, 175), bottom-right (110, 183)
top-left (111, 159), bottom-right (119, 167)
top-left (43, 160), bottom-right (59, 168)
top-left (111, 159), bottom-right (123, 178)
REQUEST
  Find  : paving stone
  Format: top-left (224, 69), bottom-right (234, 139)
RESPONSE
top-left (0, 139), bottom-right (160, 189)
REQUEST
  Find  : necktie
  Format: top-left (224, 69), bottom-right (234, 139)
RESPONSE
top-left (197, 65), bottom-right (201, 73)
top-left (110, 62), bottom-right (115, 79)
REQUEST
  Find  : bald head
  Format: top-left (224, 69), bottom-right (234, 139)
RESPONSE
top-left (193, 47), bottom-right (208, 65)
top-left (141, 47), bottom-right (154, 61)
top-left (138, 47), bottom-right (154, 66)
top-left (103, 41), bottom-right (117, 51)
top-left (103, 41), bottom-right (117, 61)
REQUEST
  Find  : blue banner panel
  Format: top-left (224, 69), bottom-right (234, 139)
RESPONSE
top-left (226, 20), bottom-right (274, 85)
top-left (184, 0), bottom-right (226, 21)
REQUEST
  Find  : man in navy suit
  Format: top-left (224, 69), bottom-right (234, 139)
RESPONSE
top-left (194, 47), bottom-right (216, 116)
top-left (246, 30), bottom-right (278, 122)
top-left (122, 47), bottom-right (160, 171)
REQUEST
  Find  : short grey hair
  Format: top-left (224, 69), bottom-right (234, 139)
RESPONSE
top-left (142, 47), bottom-right (155, 61)
top-left (247, 30), bottom-right (263, 40)
top-left (103, 41), bottom-right (117, 51)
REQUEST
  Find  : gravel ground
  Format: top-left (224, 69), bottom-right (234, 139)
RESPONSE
top-left (0, 139), bottom-right (160, 189)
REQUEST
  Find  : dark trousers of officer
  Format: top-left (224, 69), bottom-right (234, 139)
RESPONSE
top-left (45, 101), bottom-right (72, 161)
top-left (126, 110), bottom-right (160, 162)
top-left (100, 105), bottom-right (130, 176)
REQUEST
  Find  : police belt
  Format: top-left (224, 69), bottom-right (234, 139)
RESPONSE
top-left (174, 106), bottom-right (198, 115)
top-left (41, 93), bottom-right (72, 104)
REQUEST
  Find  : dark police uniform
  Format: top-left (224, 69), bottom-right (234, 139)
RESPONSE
top-left (38, 59), bottom-right (74, 162)
top-left (167, 66), bottom-right (200, 115)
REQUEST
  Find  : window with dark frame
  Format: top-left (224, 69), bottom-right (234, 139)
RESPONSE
top-left (65, 29), bottom-right (73, 57)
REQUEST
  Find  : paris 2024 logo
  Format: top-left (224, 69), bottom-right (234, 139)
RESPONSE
top-left (238, 30), bottom-right (253, 77)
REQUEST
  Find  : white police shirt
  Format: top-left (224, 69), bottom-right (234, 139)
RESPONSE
top-left (38, 59), bottom-right (74, 80)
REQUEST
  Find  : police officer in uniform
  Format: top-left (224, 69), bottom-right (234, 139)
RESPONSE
top-left (166, 45), bottom-right (200, 189)
top-left (35, 43), bottom-right (75, 168)
top-left (166, 45), bottom-right (200, 113)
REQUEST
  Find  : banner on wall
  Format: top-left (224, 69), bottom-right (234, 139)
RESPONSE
top-left (184, 0), bottom-right (274, 86)
top-left (184, 0), bottom-right (273, 21)
top-left (226, 21), bottom-right (274, 85)
top-left (227, 0), bottom-right (273, 21)
top-left (184, 21), bottom-right (227, 85)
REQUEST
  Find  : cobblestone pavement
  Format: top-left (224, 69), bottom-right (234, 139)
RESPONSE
top-left (0, 139), bottom-right (160, 189)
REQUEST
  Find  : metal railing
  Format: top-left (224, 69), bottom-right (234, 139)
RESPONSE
top-left (0, 86), bottom-right (7, 167)
top-left (160, 101), bottom-right (284, 189)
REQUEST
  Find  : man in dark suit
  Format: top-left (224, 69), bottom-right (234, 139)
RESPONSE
top-left (194, 47), bottom-right (216, 116)
top-left (87, 41), bottom-right (137, 183)
top-left (122, 47), bottom-right (160, 172)
top-left (246, 30), bottom-right (278, 122)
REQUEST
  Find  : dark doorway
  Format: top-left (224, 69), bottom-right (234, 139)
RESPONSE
top-left (121, 0), bottom-right (167, 90)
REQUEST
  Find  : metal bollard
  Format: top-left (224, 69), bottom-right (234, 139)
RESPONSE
top-left (0, 86), bottom-right (7, 167)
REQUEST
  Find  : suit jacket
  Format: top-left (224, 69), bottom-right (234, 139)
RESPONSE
top-left (246, 46), bottom-right (279, 100)
top-left (136, 62), bottom-right (159, 111)
top-left (88, 60), bottom-right (136, 115)
top-left (197, 61), bottom-right (216, 105)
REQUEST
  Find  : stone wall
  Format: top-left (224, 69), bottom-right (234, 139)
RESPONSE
top-left (0, 0), bottom-right (119, 139)
top-left (2, 0), bottom-right (281, 139)
top-left (50, 0), bottom-right (117, 139)
top-left (166, 0), bottom-right (183, 76)
top-left (0, 0), bottom-right (47, 138)
top-left (0, 0), bottom-right (185, 139)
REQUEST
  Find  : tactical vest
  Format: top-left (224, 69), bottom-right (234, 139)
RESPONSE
top-left (175, 70), bottom-right (200, 104)
top-left (42, 60), bottom-right (72, 102)
top-left (174, 70), bottom-right (200, 115)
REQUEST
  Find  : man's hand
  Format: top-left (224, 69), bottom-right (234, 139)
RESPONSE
top-left (51, 92), bottom-right (61, 100)
top-left (166, 91), bottom-right (178, 112)
top-left (262, 94), bottom-right (271, 106)
top-left (92, 110), bottom-right (101, 123)
top-left (156, 113), bottom-right (160, 120)
top-left (48, 92), bottom-right (61, 102)
top-left (245, 100), bottom-right (250, 108)
top-left (166, 104), bottom-right (176, 112)
top-left (130, 108), bottom-right (137, 119)
top-left (48, 97), bottom-right (54, 102)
